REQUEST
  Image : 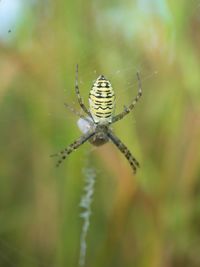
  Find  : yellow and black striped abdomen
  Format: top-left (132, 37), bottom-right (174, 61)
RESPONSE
top-left (89, 75), bottom-right (115, 124)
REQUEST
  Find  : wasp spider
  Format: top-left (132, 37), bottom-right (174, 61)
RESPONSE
top-left (52, 65), bottom-right (142, 174)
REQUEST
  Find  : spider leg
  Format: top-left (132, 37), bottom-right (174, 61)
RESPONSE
top-left (107, 129), bottom-right (139, 174)
top-left (64, 102), bottom-right (84, 117)
top-left (51, 131), bottom-right (95, 167)
top-left (75, 64), bottom-right (91, 117)
top-left (64, 103), bottom-right (93, 125)
top-left (112, 72), bottom-right (142, 124)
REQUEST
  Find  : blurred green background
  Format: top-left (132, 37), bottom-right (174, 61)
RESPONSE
top-left (0, 0), bottom-right (200, 266)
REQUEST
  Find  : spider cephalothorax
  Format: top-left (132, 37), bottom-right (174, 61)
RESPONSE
top-left (88, 124), bottom-right (110, 146)
top-left (51, 65), bottom-right (142, 174)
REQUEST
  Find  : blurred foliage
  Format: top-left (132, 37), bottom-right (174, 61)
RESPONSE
top-left (0, 0), bottom-right (200, 267)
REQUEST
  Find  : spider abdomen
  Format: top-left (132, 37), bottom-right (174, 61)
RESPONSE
top-left (89, 75), bottom-right (115, 124)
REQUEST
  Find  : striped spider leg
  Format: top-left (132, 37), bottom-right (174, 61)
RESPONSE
top-left (107, 129), bottom-right (140, 174)
top-left (112, 72), bottom-right (142, 123)
top-left (64, 103), bottom-right (93, 125)
top-left (51, 130), bottom-right (95, 167)
top-left (75, 64), bottom-right (91, 117)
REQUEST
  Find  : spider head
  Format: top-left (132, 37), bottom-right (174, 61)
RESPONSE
top-left (77, 117), bottom-right (109, 146)
top-left (89, 132), bottom-right (109, 146)
top-left (88, 124), bottom-right (109, 146)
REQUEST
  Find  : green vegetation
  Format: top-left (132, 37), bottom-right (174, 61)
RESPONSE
top-left (0, 1), bottom-right (200, 266)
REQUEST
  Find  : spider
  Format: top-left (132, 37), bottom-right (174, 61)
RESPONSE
top-left (51, 65), bottom-right (142, 174)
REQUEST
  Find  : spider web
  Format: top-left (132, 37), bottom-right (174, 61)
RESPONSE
top-left (1, 0), bottom-right (199, 266)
